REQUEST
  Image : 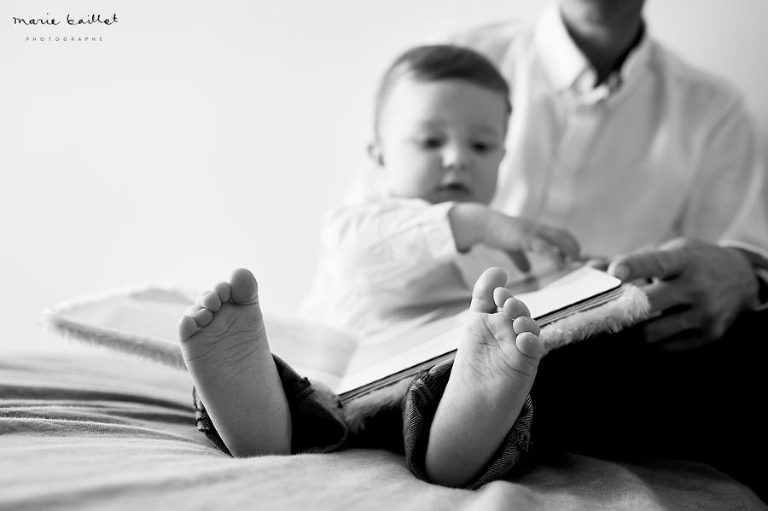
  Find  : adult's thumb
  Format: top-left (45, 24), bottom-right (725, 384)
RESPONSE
top-left (608, 249), bottom-right (686, 282)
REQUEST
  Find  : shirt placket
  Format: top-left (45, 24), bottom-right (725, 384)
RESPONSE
top-left (544, 88), bottom-right (608, 222)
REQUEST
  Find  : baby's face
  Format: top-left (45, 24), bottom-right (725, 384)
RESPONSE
top-left (375, 77), bottom-right (508, 205)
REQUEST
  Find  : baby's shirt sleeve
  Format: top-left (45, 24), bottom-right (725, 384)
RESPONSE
top-left (320, 198), bottom-right (459, 289)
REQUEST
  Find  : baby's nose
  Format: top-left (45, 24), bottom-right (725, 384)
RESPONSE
top-left (442, 144), bottom-right (470, 171)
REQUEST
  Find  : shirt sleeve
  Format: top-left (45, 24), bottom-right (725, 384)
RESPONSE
top-left (681, 95), bottom-right (768, 263)
top-left (678, 95), bottom-right (768, 310)
top-left (319, 198), bottom-right (459, 290)
top-left (677, 94), bottom-right (768, 311)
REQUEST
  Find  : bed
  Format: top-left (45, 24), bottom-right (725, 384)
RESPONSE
top-left (1, 349), bottom-right (764, 510)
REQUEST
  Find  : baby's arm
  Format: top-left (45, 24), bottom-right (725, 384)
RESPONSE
top-left (321, 199), bottom-right (465, 289)
top-left (449, 202), bottom-right (580, 268)
top-left (323, 199), bottom-right (579, 289)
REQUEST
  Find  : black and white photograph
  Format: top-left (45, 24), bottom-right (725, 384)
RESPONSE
top-left (1, 0), bottom-right (767, 508)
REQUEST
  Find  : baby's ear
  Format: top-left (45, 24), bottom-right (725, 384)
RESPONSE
top-left (367, 141), bottom-right (385, 167)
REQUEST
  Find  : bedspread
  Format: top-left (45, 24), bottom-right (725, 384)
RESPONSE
top-left (0, 351), bottom-right (764, 511)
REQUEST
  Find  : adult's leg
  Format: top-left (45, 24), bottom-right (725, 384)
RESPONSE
top-left (530, 310), bottom-right (768, 499)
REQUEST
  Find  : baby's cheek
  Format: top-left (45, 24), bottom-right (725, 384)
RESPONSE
top-left (476, 181), bottom-right (498, 204)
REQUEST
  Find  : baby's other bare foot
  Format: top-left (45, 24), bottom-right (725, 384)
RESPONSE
top-left (456, 266), bottom-right (543, 396)
top-left (179, 268), bottom-right (291, 456)
top-left (425, 267), bottom-right (543, 486)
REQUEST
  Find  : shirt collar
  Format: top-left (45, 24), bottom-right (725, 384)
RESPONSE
top-left (534, 1), bottom-right (652, 96)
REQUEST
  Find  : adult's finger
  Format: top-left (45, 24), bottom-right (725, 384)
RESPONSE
top-left (608, 247), bottom-right (687, 282)
top-left (641, 310), bottom-right (715, 351)
top-left (641, 280), bottom-right (692, 313)
top-left (657, 336), bottom-right (712, 352)
top-left (642, 309), bottom-right (699, 344)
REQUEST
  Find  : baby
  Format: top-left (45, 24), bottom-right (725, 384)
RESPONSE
top-left (299, 45), bottom-right (579, 336)
top-left (179, 45), bottom-right (579, 488)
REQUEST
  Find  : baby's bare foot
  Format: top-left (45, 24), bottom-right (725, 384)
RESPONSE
top-left (456, 266), bottom-right (543, 396)
top-left (179, 268), bottom-right (291, 456)
top-left (425, 267), bottom-right (543, 486)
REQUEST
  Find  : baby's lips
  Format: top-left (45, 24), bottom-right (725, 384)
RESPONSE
top-left (439, 182), bottom-right (471, 193)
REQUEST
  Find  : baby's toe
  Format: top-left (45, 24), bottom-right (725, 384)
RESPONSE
top-left (193, 307), bottom-right (214, 327)
top-left (198, 291), bottom-right (222, 312)
top-left (501, 296), bottom-right (531, 321)
top-left (513, 316), bottom-right (540, 336)
top-left (178, 315), bottom-right (198, 341)
top-left (493, 287), bottom-right (513, 309)
top-left (516, 331), bottom-right (544, 359)
top-left (184, 305), bottom-right (214, 328)
top-left (213, 282), bottom-right (231, 303)
top-left (230, 268), bottom-right (259, 305)
top-left (470, 267), bottom-right (508, 313)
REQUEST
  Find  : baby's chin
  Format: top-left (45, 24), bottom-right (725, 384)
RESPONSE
top-left (388, 189), bottom-right (488, 205)
top-left (428, 188), bottom-right (478, 204)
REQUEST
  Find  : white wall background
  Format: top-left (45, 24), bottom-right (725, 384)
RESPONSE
top-left (1, 0), bottom-right (767, 353)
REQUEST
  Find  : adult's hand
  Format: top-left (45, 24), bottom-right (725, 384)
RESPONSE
top-left (607, 238), bottom-right (758, 350)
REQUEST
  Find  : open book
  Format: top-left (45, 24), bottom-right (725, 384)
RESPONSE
top-left (42, 265), bottom-right (649, 403)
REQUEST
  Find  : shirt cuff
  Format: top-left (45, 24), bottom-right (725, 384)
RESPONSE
top-left (421, 201), bottom-right (461, 262)
top-left (720, 241), bottom-right (768, 268)
top-left (753, 268), bottom-right (768, 311)
top-left (721, 242), bottom-right (768, 311)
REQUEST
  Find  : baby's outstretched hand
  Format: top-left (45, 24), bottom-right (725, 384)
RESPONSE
top-left (484, 211), bottom-right (580, 270)
top-left (449, 204), bottom-right (580, 272)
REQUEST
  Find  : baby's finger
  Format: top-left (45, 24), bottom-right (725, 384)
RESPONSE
top-left (533, 225), bottom-right (581, 261)
top-left (507, 249), bottom-right (531, 273)
top-left (585, 257), bottom-right (610, 271)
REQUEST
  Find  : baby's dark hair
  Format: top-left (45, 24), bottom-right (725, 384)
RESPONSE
top-left (373, 44), bottom-right (512, 138)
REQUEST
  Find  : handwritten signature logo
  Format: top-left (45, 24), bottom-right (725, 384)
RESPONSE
top-left (12, 13), bottom-right (119, 26)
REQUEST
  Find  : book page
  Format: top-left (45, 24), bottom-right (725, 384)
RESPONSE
top-left (337, 266), bottom-right (621, 397)
top-left (263, 314), bottom-right (359, 390)
top-left (515, 266), bottom-right (622, 319)
top-left (338, 312), bottom-right (463, 395)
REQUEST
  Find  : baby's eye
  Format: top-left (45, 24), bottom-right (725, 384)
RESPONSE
top-left (471, 141), bottom-right (495, 153)
top-left (414, 137), bottom-right (444, 150)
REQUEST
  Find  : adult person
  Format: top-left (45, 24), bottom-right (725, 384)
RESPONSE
top-left (452, 0), bottom-right (768, 499)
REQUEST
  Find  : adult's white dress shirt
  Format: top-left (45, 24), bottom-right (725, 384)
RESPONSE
top-left (452, 2), bottom-right (768, 261)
